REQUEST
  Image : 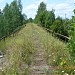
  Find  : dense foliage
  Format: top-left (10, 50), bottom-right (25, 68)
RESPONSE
top-left (0, 0), bottom-right (27, 38)
top-left (34, 2), bottom-right (75, 74)
top-left (51, 17), bottom-right (70, 36)
top-left (35, 2), bottom-right (70, 36)
top-left (68, 9), bottom-right (75, 61)
top-left (35, 2), bottom-right (55, 28)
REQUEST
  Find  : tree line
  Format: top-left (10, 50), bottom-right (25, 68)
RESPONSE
top-left (0, 1), bottom-right (72, 38)
top-left (0, 0), bottom-right (27, 38)
top-left (34, 2), bottom-right (71, 37)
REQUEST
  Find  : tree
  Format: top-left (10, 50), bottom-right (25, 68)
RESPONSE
top-left (68, 8), bottom-right (75, 60)
top-left (63, 18), bottom-right (71, 36)
top-left (3, 3), bottom-right (11, 35)
top-left (45, 9), bottom-right (55, 28)
top-left (51, 16), bottom-right (68, 36)
top-left (37, 2), bottom-right (46, 14)
top-left (51, 17), bottom-right (63, 33)
top-left (28, 18), bottom-right (33, 23)
top-left (35, 2), bottom-right (47, 26)
top-left (0, 0), bottom-right (25, 38)
top-left (35, 2), bottom-right (55, 28)
top-left (9, 0), bottom-right (23, 32)
top-left (0, 9), bottom-right (4, 37)
top-left (22, 13), bottom-right (27, 24)
top-left (18, 0), bottom-right (22, 12)
top-left (0, 9), bottom-right (1, 14)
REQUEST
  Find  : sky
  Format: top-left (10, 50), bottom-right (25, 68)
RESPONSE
top-left (0, 0), bottom-right (74, 19)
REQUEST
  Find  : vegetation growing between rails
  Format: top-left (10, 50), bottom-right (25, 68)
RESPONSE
top-left (32, 24), bottom-right (75, 74)
top-left (0, 23), bottom-right (35, 75)
top-left (0, 23), bottom-right (73, 75)
top-left (0, 0), bottom-right (75, 75)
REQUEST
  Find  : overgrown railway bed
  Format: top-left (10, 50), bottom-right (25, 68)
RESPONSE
top-left (0, 23), bottom-right (72, 75)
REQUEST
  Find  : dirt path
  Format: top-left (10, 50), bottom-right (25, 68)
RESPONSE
top-left (29, 25), bottom-right (50, 75)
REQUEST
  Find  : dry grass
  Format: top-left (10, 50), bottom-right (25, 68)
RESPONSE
top-left (0, 23), bottom-right (35, 75)
top-left (0, 23), bottom-right (73, 75)
top-left (31, 24), bottom-right (73, 74)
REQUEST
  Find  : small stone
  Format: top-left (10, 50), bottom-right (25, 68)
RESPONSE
top-left (60, 58), bottom-right (62, 59)
top-left (39, 54), bottom-right (42, 55)
top-left (0, 55), bottom-right (3, 58)
top-left (49, 66), bottom-right (51, 68)
top-left (52, 53), bottom-right (54, 55)
top-left (64, 73), bottom-right (69, 75)
top-left (49, 55), bottom-right (51, 57)
top-left (53, 60), bottom-right (55, 61)
top-left (62, 71), bottom-right (64, 73)
top-left (2, 69), bottom-right (4, 72)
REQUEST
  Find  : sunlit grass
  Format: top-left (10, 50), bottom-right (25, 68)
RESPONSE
top-left (0, 23), bottom-right (35, 75)
top-left (0, 23), bottom-right (73, 75)
top-left (31, 24), bottom-right (73, 74)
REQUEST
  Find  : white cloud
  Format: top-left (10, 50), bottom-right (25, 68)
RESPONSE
top-left (0, 0), bottom-right (5, 3)
top-left (47, 2), bottom-right (73, 19)
top-left (25, 0), bottom-right (47, 10)
top-left (54, 3), bottom-right (72, 10)
top-left (47, 3), bottom-right (56, 10)
top-left (23, 0), bottom-right (73, 19)
top-left (23, 0), bottom-right (48, 19)
top-left (25, 4), bottom-right (38, 11)
top-left (23, 3), bottom-right (37, 19)
top-left (54, 3), bottom-right (73, 18)
top-left (23, 0), bottom-right (40, 19)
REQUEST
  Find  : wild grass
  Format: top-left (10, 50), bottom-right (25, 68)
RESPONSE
top-left (0, 23), bottom-right (35, 75)
top-left (0, 23), bottom-right (73, 75)
top-left (32, 24), bottom-right (73, 74)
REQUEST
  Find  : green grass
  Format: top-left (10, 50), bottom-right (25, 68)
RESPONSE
top-left (0, 23), bottom-right (73, 75)
top-left (30, 24), bottom-right (73, 74)
top-left (0, 23), bottom-right (35, 75)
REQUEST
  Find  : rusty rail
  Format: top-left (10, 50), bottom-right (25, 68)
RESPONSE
top-left (0, 24), bottom-right (25, 41)
top-left (43, 27), bottom-right (71, 42)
